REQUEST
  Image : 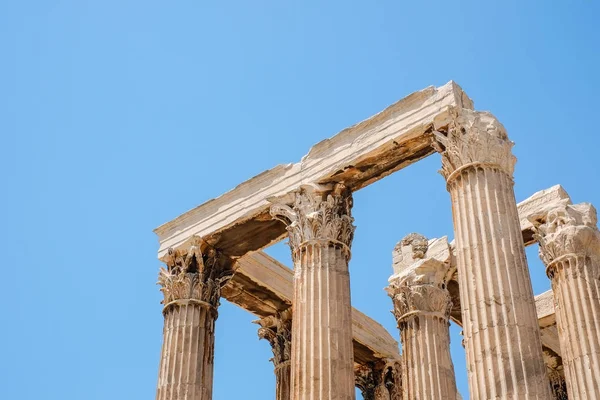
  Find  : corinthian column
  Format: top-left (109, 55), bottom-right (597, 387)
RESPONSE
top-left (531, 203), bottom-right (600, 398)
top-left (256, 309), bottom-right (292, 400)
top-left (270, 183), bottom-right (356, 400)
top-left (433, 109), bottom-right (551, 398)
top-left (155, 238), bottom-right (235, 400)
top-left (387, 234), bottom-right (458, 400)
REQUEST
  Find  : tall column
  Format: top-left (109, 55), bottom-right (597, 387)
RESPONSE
top-left (256, 309), bottom-right (292, 400)
top-left (155, 237), bottom-right (235, 400)
top-left (387, 234), bottom-right (458, 400)
top-left (531, 203), bottom-right (600, 398)
top-left (270, 183), bottom-right (356, 400)
top-left (433, 109), bottom-right (551, 398)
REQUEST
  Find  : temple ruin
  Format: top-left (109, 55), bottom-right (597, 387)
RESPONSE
top-left (153, 82), bottom-right (600, 399)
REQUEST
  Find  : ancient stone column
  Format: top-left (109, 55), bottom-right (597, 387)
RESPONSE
top-left (256, 309), bottom-right (292, 400)
top-left (271, 183), bottom-right (356, 400)
top-left (387, 234), bottom-right (458, 400)
top-left (531, 203), bottom-right (600, 398)
top-left (155, 238), bottom-right (235, 400)
top-left (433, 109), bottom-right (551, 398)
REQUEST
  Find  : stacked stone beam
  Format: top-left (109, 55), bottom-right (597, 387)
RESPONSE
top-left (532, 203), bottom-right (600, 398)
top-left (271, 183), bottom-right (356, 400)
top-left (433, 109), bottom-right (551, 398)
top-left (155, 238), bottom-right (234, 400)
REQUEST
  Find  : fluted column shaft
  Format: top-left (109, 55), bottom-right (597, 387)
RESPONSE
top-left (434, 109), bottom-right (551, 398)
top-left (292, 242), bottom-right (354, 399)
top-left (275, 361), bottom-right (292, 400)
top-left (155, 239), bottom-right (234, 400)
top-left (271, 184), bottom-right (356, 400)
top-left (157, 301), bottom-right (217, 399)
top-left (533, 203), bottom-right (600, 399)
top-left (551, 256), bottom-right (600, 398)
top-left (390, 284), bottom-right (457, 400)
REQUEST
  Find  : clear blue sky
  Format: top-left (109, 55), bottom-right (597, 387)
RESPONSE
top-left (2, 1), bottom-right (599, 399)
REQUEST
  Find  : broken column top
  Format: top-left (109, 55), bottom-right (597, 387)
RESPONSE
top-left (390, 234), bottom-right (453, 285)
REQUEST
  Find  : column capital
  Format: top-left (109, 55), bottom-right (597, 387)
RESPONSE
top-left (387, 234), bottom-right (453, 321)
top-left (530, 203), bottom-right (600, 274)
top-left (270, 183), bottom-right (355, 261)
top-left (255, 309), bottom-right (292, 367)
top-left (157, 236), bottom-right (235, 312)
top-left (355, 361), bottom-right (391, 400)
top-left (433, 108), bottom-right (516, 182)
top-left (355, 362), bottom-right (382, 400)
top-left (388, 283), bottom-right (452, 322)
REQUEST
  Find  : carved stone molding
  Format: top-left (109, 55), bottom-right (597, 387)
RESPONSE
top-left (388, 283), bottom-right (452, 323)
top-left (255, 309), bottom-right (292, 367)
top-left (531, 202), bottom-right (600, 276)
top-left (270, 183), bottom-right (355, 261)
top-left (157, 237), bottom-right (235, 312)
top-left (432, 108), bottom-right (516, 183)
top-left (355, 363), bottom-right (383, 400)
top-left (355, 360), bottom-right (401, 400)
top-left (388, 234), bottom-right (453, 321)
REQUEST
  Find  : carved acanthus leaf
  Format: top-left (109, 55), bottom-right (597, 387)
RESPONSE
top-left (433, 108), bottom-right (515, 181)
top-left (387, 283), bottom-right (452, 321)
top-left (530, 203), bottom-right (600, 268)
top-left (157, 237), bottom-right (235, 308)
top-left (256, 310), bottom-right (292, 366)
top-left (270, 184), bottom-right (355, 260)
top-left (355, 363), bottom-right (384, 400)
